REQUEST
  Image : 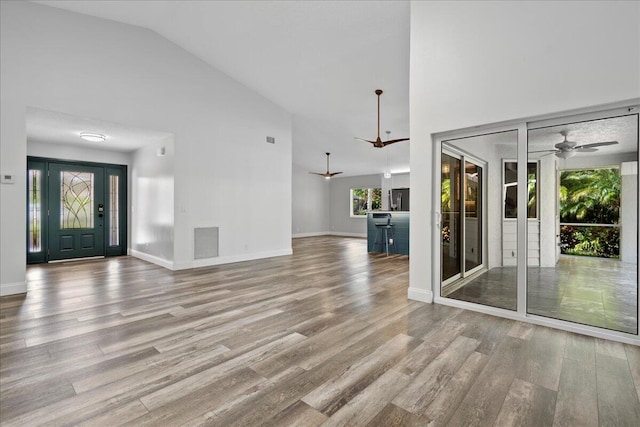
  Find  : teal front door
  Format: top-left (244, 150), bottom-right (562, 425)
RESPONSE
top-left (48, 163), bottom-right (106, 261)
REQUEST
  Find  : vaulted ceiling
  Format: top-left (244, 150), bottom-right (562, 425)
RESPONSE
top-left (32, 0), bottom-right (411, 177)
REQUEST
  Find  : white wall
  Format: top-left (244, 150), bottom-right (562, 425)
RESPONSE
top-left (329, 174), bottom-right (382, 237)
top-left (131, 137), bottom-right (175, 266)
top-left (27, 141), bottom-right (133, 167)
top-left (410, 0), bottom-right (640, 302)
top-left (292, 162), bottom-right (330, 237)
top-left (0, 2), bottom-right (292, 295)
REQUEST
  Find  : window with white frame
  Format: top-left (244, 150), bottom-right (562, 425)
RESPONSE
top-left (350, 187), bottom-right (382, 217)
top-left (503, 161), bottom-right (538, 219)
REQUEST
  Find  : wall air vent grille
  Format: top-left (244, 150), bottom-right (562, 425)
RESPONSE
top-left (194, 227), bottom-right (219, 259)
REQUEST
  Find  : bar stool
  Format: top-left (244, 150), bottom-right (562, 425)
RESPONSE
top-left (372, 213), bottom-right (396, 255)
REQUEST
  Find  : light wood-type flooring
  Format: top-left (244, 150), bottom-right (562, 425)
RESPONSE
top-left (1, 236), bottom-right (639, 426)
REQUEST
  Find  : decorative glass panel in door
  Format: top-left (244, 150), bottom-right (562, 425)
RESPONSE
top-left (48, 163), bottom-right (105, 260)
top-left (60, 171), bottom-right (94, 229)
top-left (28, 169), bottom-right (42, 253)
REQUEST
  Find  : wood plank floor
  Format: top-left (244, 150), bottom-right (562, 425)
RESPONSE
top-left (1, 236), bottom-right (639, 426)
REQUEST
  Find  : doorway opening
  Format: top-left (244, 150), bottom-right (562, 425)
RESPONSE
top-left (27, 157), bottom-right (127, 263)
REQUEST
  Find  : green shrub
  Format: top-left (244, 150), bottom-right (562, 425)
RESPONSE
top-left (560, 225), bottom-right (619, 258)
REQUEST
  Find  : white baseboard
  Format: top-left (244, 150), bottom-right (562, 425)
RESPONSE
top-left (173, 248), bottom-right (293, 270)
top-left (1, 281), bottom-right (27, 296)
top-left (329, 232), bottom-right (367, 238)
top-left (129, 250), bottom-right (175, 270)
top-left (292, 232), bottom-right (330, 238)
top-left (292, 232), bottom-right (367, 239)
top-left (408, 287), bottom-right (433, 303)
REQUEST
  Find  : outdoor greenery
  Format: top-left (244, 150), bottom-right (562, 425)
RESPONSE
top-left (560, 225), bottom-right (619, 258)
top-left (560, 168), bottom-right (620, 258)
top-left (352, 188), bottom-right (381, 216)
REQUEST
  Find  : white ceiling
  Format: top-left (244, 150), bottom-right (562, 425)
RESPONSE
top-left (27, 1), bottom-right (637, 176)
top-left (528, 114), bottom-right (638, 158)
top-left (26, 107), bottom-right (172, 152)
top-left (32, 0), bottom-right (411, 177)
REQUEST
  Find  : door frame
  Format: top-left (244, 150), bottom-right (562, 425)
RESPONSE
top-left (431, 103), bottom-right (640, 345)
top-left (440, 144), bottom-right (487, 288)
top-left (26, 156), bottom-right (127, 263)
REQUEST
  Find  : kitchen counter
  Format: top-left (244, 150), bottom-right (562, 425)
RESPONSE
top-left (366, 211), bottom-right (409, 255)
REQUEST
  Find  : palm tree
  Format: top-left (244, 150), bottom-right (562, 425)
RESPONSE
top-left (560, 168), bottom-right (620, 224)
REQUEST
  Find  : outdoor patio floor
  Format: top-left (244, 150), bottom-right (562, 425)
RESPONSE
top-left (446, 255), bottom-right (638, 334)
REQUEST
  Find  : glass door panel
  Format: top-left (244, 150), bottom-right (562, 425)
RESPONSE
top-left (464, 161), bottom-right (482, 273)
top-left (442, 153), bottom-right (462, 281)
top-left (527, 114), bottom-right (638, 334)
top-left (440, 130), bottom-right (518, 311)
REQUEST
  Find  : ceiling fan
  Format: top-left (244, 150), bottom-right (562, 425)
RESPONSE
top-left (310, 152), bottom-right (342, 179)
top-left (529, 130), bottom-right (618, 159)
top-left (355, 89), bottom-right (409, 148)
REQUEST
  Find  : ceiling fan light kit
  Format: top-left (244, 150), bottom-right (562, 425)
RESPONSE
top-left (310, 152), bottom-right (342, 179)
top-left (355, 89), bottom-right (409, 148)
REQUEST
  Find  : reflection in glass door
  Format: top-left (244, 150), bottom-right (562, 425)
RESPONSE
top-left (464, 161), bottom-right (482, 273)
top-left (527, 113), bottom-right (638, 334)
top-left (441, 150), bottom-right (485, 285)
top-left (440, 130), bottom-right (518, 311)
top-left (442, 154), bottom-right (461, 282)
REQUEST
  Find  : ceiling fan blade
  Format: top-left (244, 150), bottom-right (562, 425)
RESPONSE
top-left (383, 138), bottom-right (410, 146)
top-left (329, 172), bottom-right (343, 177)
top-left (309, 172), bottom-right (327, 176)
top-left (555, 141), bottom-right (575, 150)
top-left (354, 137), bottom-right (376, 144)
top-left (575, 148), bottom-right (598, 153)
top-left (575, 141), bottom-right (618, 149)
top-left (528, 149), bottom-right (558, 154)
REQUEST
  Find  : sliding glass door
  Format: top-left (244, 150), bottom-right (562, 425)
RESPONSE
top-left (441, 145), bottom-right (487, 290)
top-left (434, 106), bottom-right (639, 343)
top-left (527, 113), bottom-right (638, 335)
top-left (439, 131), bottom-right (518, 311)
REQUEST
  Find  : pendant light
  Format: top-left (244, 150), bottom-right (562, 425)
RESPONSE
top-left (384, 131), bottom-right (392, 178)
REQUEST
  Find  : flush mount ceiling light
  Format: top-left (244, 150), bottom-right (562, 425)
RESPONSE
top-left (80, 132), bottom-right (106, 142)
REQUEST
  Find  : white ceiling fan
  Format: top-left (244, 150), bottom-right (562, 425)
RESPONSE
top-left (529, 130), bottom-right (618, 159)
